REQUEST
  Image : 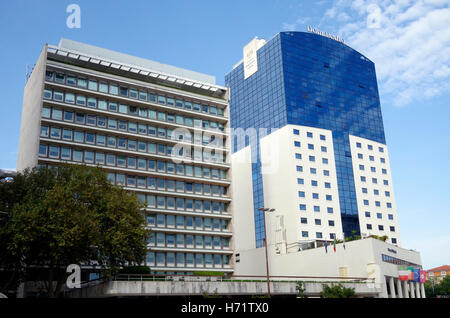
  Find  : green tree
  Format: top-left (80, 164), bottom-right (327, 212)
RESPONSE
top-left (438, 275), bottom-right (450, 296)
top-left (320, 283), bottom-right (355, 298)
top-left (296, 281), bottom-right (306, 298)
top-left (424, 280), bottom-right (437, 298)
top-left (0, 164), bottom-right (148, 297)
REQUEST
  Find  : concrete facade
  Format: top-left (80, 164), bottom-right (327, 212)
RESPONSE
top-left (17, 39), bottom-right (232, 275)
top-left (66, 280), bottom-right (381, 298)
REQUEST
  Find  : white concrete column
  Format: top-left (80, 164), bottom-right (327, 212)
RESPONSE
top-left (415, 282), bottom-right (420, 298)
top-left (396, 279), bottom-right (403, 298)
top-left (421, 283), bottom-right (426, 298)
top-left (403, 281), bottom-right (409, 298)
top-left (389, 277), bottom-right (396, 298)
top-left (410, 281), bottom-right (415, 298)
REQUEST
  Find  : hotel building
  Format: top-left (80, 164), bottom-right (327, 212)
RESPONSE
top-left (226, 31), bottom-right (424, 298)
top-left (226, 32), bottom-right (401, 251)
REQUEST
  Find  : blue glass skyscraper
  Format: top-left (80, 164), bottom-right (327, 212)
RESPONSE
top-left (226, 31), bottom-right (388, 247)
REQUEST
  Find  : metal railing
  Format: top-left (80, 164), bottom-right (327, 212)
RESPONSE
top-left (112, 273), bottom-right (374, 284)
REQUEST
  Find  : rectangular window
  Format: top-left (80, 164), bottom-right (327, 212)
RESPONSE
top-left (38, 144), bottom-right (47, 156)
top-left (84, 151), bottom-right (94, 163)
top-left (49, 145), bottom-right (60, 158)
top-left (157, 95), bottom-right (166, 105)
top-left (43, 89), bottom-right (52, 99)
top-left (65, 93), bottom-right (75, 104)
top-left (40, 126), bottom-right (49, 137)
top-left (129, 89), bottom-right (137, 99)
top-left (61, 147), bottom-right (72, 160)
top-left (77, 78), bottom-right (87, 88)
top-left (139, 91), bottom-right (147, 101)
top-left (53, 91), bottom-right (64, 102)
top-left (73, 150), bottom-right (83, 162)
top-left (109, 84), bottom-right (118, 95)
top-left (99, 82), bottom-right (108, 93)
top-left (74, 113), bottom-right (84, 124)
top-left (76, 95), bottom-right (86, 106)
top-left (95, 152), bottom-right (105, 165)
top-left (108, 102), bottom-right (117, 112)
top-left (52, 108), bottom-right (63, 120)
top-left (87, 97), bottom-right (97, 108)
top-left (88, 80), bottom-right (98, 91)
top-left (42, 107), bottom-right (51, 118)
top-left (45, 71), bottom-right (54, 81)
top-left (55, 73), bottom-right (65, 83)
top-left (74, 131), bottom-right (84, 142)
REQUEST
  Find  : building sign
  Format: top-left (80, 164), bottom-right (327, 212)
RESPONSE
top-left (243, 37), bottom-right (266, 80)
top-left (387, 248), bottom-right (397, 254)
top-left (307, 26), bottom-right (345, 44)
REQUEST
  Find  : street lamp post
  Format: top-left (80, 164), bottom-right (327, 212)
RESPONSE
top-left (258, 207), bottom-right (275, 297)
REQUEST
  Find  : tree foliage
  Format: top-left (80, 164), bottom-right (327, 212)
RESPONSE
top-left (0, 164), bottom-right (148, 297)
top-left (425, 275), bottom-right (450, 298)
top-left (320, 283), bottom-right (355, 298)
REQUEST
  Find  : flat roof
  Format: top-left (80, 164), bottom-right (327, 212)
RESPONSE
top-left (58, 38), bottom-right (216, 85)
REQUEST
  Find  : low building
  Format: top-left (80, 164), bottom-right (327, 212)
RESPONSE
top-left (427, 265), bottom-right (450, 283)
top-left (232, 225), bottom-right (425, 298)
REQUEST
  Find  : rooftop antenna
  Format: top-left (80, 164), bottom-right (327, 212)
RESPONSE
top-left (26, 64), bottom-right (31, 83)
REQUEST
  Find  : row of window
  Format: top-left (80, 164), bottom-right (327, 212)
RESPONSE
top-left (356, 141), bottom-right (385, 153)
top-left (300, 217), bottom-right (335, 227)
top-left (357, 153), bottom-right (386, 164)
top-left (298, 191), bottom-right (333, 201)
top-left (301, 231), bottom-right (336, 240)
top-left (36, 164), bottom-right (229, 213)
top-left (40, 122), bottom-right (226, 163)
top-left (140, 194), bottom-right (228, 214)
top-left (45, 71), bottom-right (226, 117)
top-left (293, 129), bottom-right (327, 141)
top-left (106, 172), bottom-right (228, 197)
top-left (149, 231), bottom-right (230, 249)
top-left (361, 188), bottom-right (391, 197)
top-left (358, 164), bottom-right (388, 175)
top-left (299, 204), bottom-right (335, 213)
top-left (146, 214), bottom-right (229, 232)
top-left (146, 252), bottom-right (230, 268)
top-left (296, 165), bottom-right (331, 177)
top-left (43, 90), bottom-right (226, 132)
top-left (297, 178), bottom-right (335, 188)
top-left (42, 105), bottom-right (226, 147)
top-left (38, 144), bottom-right (228, 180)
top-left (382, 253), bottom-right (419, 265)
top-left (364, 211), bottom-right (395, 220)
top-left (294, 140), bottom-right (328, 153)
top-left (359, 176), bottom-right (390, 186)
top-left (362, 199), bottom-right (393, 209)
top-left (295, 153), bottom-right (330, 164)
top-left (366, 224), bottom-right (396, 232)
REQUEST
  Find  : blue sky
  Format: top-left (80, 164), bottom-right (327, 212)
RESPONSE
top-left (0, 0), bottom-right (449, 269)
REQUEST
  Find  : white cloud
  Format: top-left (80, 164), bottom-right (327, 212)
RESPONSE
top-left (282, 17), bottom-right (311, 31)
top-left (285, 0), bottom-right (450, 107)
